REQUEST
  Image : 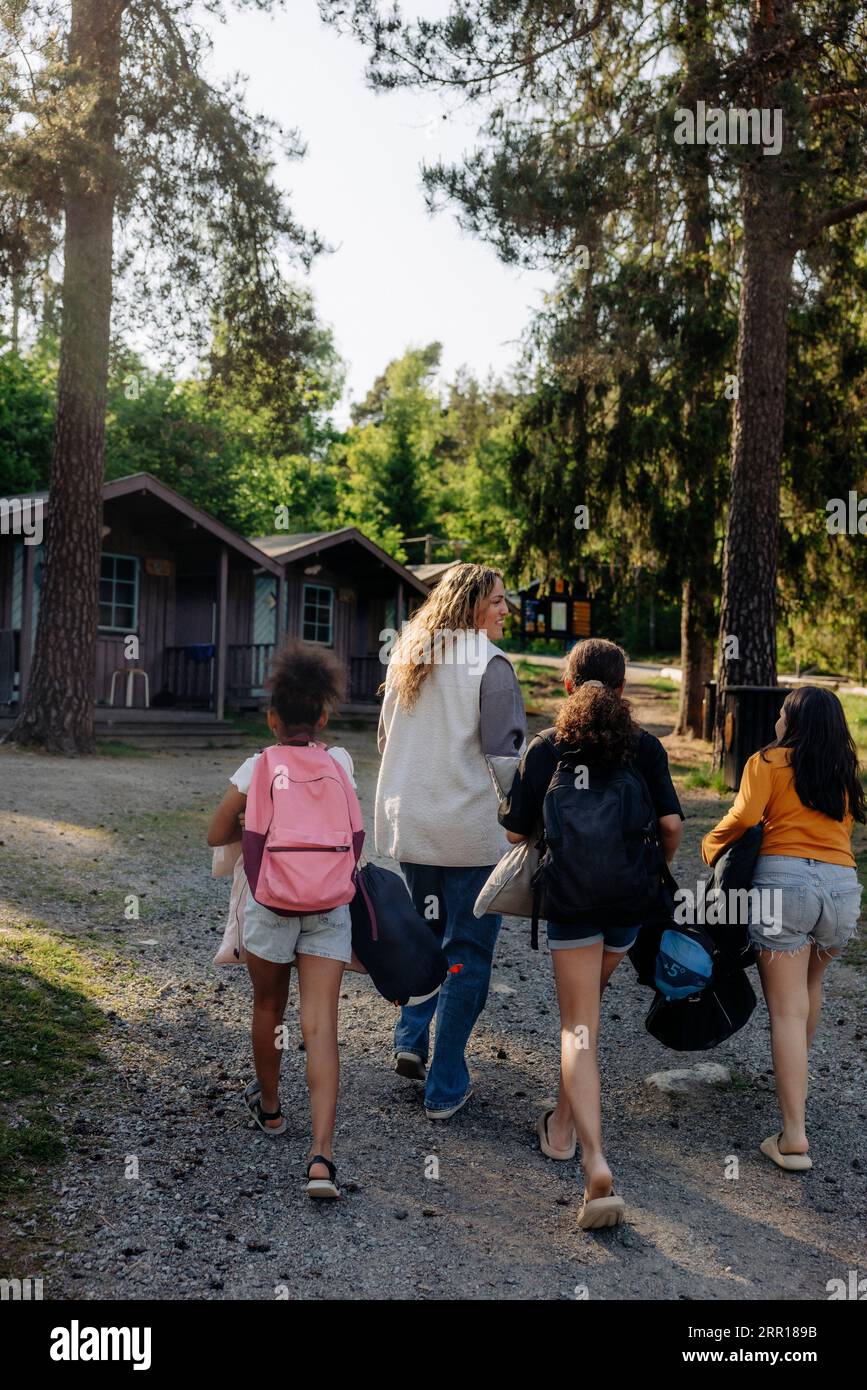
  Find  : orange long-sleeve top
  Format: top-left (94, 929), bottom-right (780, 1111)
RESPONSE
top-left (701, 747), bottom-right (856, 869)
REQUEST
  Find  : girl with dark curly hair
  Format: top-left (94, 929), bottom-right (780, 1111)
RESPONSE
top-left (207, 641), bottom-right (357, 1201)
top-left (499, 638), bottom-right (683, 1229)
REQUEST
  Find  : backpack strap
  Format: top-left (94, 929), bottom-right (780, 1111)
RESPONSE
top-left (529, 827), bottom-right (547, 951)
top-left (528, 730), bottom-right (574, 952)
top-left (531, 878), bottom-right (542, 951)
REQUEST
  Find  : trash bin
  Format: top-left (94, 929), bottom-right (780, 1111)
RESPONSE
top-left (720, 685), bottom-right (789, 790)
top-left (702, 680), bottom-right (717, 742)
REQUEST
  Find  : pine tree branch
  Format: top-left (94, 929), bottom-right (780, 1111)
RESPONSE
top-left (808, 89), bottom-right (867, 112)
top-left (348, 2), bottom-right (611, 91)
top-left (143, 0), bottom-right (194, 74)
top-left (795, 197), bottom-right (867, 248)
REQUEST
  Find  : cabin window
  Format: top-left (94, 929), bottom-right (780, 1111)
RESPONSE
top-left (99, 553), bottom-right (139, 632)
top-left (302, 583), bottom-right (333, 645)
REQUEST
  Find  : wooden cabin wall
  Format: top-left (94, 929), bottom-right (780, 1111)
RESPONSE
top-left (0, 541), bottom-right (12, 627)
top-left (227, 569), bottom-right (253, 645)
top-left (282, 564), bottom-right (420, 671)
top-left (362, 595), bottom-right (389, 656)
top-left (94, 522), bottom-right (174, 704)
top-left (283, 564), bottom-right (356, 667)
top-left (93, 524), bottom-right (257, 705)
top-left (95, 589), bottom-right (173, 699)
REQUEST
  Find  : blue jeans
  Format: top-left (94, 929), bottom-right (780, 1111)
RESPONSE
top-left (395, 863), bottom-right (501, 1111)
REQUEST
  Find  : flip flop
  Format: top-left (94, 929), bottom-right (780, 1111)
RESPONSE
top-left (577, 1188), bottom-right (626, 1231)
top-left (242, 1079), bottom-right (287, 1137)
top-left (536, 1109), bottom-right (577, 1161)
top-left (760, 1133), bottom-right (812, 1172)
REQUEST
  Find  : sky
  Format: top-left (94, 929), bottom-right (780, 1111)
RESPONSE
top-left (205, 0), bottom-right (553, 422)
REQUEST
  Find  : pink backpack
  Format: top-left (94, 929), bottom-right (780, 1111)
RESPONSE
top-left (242, 743), bottom-right (364, 915)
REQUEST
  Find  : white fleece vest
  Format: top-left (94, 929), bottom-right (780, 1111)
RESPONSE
top-left (374, 634), bottom-right (509, 867)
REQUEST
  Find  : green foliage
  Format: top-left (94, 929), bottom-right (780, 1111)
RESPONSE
top-left (325, 0), bottom-right (867, 694)
top-left (644, 677), bottom-right (680, 694)
top-left (779, 237), bottom-right (867, 675)
top-left (339, 345), bottom-right (443, 556)
top-left (338, 347), bottom-right (525, 566)
top-left (682, 764), bottom-right (729, 794)
top-left (105, 349), bottom-right (342, 537)
top-left (0, 1), bottom-right (322, 363)
top-left (498, 635), bottom-right (566, 656)
top-left (840, 694), bottom-right (867, 766)
top-left (0, 344), bottom-right (55, 493)
top-left (512, 657), bottom-right (563, 711)
top-left (432, 369), bottom-right (519, 567)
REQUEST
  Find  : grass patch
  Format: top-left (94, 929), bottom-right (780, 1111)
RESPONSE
top-left (229, 712), bottom-right (270, 743)
top-left (514, 660), bottom-right (562, 681)
top-left (499, 637), bottom-right (567, 657)
top-left (0, 926), bottom-right (110, 1193)
top-left (840, 693), bottom-right (867, 764)
top-left (681, 764), bottom-right (730, 794)
top-left (643, 677), bottom-right (679, 694)
top-left (126, 805), bottom-right (209, 839)
top-left (513, 660), bottom-right (563, 716)
top-left (95, 740), bottom-right (151, 758)
top-left (633, 651), bottom-right (680, 666)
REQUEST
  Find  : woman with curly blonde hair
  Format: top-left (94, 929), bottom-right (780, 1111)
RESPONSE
top-left (375, 563), bottom-right (526, 1120)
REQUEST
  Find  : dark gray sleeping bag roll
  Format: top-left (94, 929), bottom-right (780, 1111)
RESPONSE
top-left (350, 863), bottom-right (448, 1007)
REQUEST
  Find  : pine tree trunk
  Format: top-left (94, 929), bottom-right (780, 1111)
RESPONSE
top-left (677, 576), bottom-right (714, 735)
top-left (713, 0), bottom-right (796, 763)
top-left (675, 0), bottom-right (718, 738)
top-left (7, 0), bottom-right (125, 753)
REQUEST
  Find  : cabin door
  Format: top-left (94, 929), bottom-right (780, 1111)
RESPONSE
top-left (252, 575), bottom-right (278, 695)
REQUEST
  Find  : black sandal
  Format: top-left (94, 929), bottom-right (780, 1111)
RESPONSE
top-left (243, 1079), bottom-right (287, 1136)
top-left (306, 1154), bottom-right (340, 1200)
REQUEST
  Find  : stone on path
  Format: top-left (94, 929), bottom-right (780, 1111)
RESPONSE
top-left (644, 1063), bottom-right (732, 1095)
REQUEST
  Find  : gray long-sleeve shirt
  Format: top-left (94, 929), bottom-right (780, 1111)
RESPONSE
top-left (478, 654), bottom-right (527, 756)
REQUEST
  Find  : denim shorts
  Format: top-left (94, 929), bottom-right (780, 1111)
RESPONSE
top-left (546, 921), bottom-right (641, 953)
top-left (748, 855), bottom-right (862, 956)
top-left (243, 896), bottom-right (352, 966)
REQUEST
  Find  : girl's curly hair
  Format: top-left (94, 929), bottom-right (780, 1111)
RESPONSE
top-left (267, 640), bottom-right (345, 731)
top-left (554, 638), bottom-right (637, 765)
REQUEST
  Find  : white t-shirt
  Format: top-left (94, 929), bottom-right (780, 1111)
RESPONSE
top-left (230, 744), bottom-right (356, 794)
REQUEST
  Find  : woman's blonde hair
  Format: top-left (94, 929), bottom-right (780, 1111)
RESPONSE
top-left (388, 562), bottom-right (503, 710)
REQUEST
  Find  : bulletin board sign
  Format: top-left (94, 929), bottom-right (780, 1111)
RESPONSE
top-left (572, 601), bottom-right (591, 637)
top-left (550, 600), bottom-right (567, 632)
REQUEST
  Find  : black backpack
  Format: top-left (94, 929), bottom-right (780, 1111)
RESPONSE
top-left (530, 750), bottom-right (664, 948)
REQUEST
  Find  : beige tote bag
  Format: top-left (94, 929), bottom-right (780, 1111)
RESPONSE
top-left (473, 837), bottom-right (540, 920)
top-left (475, 753), bottom-right (540, 919)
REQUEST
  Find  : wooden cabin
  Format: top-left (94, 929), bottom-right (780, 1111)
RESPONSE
top-left (0, 473), bottom-right (429, 725)
top-left (253, 525), bottom-right (429, 707)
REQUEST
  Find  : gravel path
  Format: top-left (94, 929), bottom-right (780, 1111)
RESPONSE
top-left (1, 714), bottom-right (865, 1302)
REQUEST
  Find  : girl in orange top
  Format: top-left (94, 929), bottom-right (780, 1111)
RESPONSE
top-left (702, 686), bottom-right (864, 1173)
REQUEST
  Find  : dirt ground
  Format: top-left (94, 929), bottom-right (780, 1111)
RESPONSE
top-left (1, 681), bottom-right (865, 1301)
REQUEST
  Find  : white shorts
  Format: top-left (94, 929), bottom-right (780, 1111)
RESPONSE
top-left (243, 896), bottom-right (352, 966)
